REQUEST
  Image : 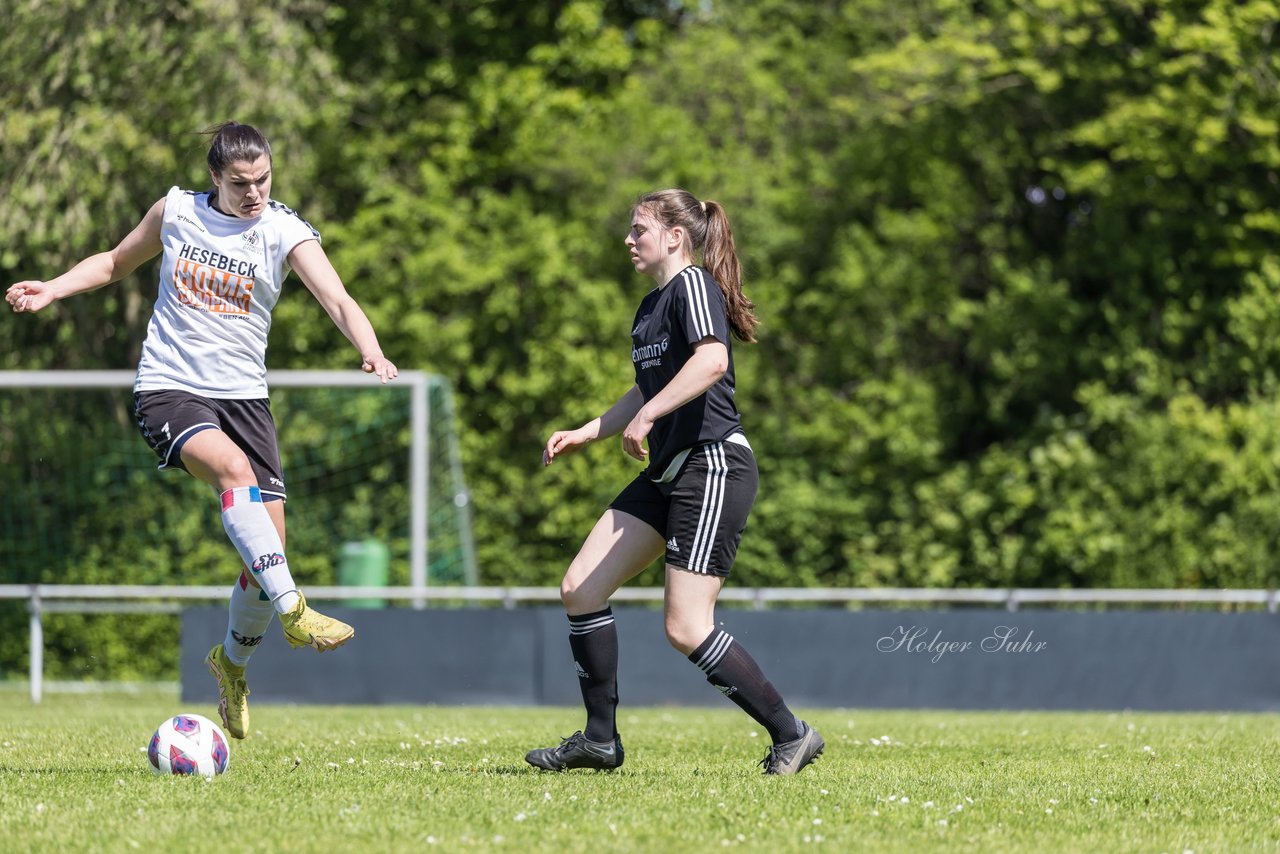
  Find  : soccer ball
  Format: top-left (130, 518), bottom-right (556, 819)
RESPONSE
top-left (147, 713), bottom-right (230, 778)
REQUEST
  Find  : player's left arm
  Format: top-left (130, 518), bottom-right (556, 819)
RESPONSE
top-left (289, 239), bottom-right (398, 384)
top-left (620, 337), bottom-right (727, 460)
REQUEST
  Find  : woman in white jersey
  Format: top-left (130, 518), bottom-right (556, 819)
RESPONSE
top-left (5, 122), bottom-right (397, 741)
top-left (525, 189), bottom-right (824, 775)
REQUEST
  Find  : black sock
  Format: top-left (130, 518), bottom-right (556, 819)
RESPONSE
top-left (568, 608), bottom-right (619, 742)
top-left (689, 628), bottom-right (802, 744)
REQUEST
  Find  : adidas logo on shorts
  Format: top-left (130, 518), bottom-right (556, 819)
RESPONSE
top-left (667, 537), bottom-right (679, 553)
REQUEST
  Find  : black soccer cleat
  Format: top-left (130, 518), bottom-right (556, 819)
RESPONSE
top-left (525, 731), bottom-right (625, 771)
top-left (759, 720), bottom-right (825, 775)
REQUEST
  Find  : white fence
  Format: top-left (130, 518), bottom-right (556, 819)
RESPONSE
top-left (4, 584), bottom-right (1278, 704)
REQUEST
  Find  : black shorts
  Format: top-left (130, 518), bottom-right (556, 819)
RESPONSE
top-left (610, 436), bottom-right (758, 577)
top-left (133, 390), bottom-right (287, 501)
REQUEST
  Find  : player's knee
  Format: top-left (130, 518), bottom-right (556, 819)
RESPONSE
top-left (561, 576), bottom-right (608, 613)
top-left (218, 457), bottom-right (257, 488)
top-left (664, 616), bottom-right (705, 656)
top-left (559, 577), bottom-right (587, 611)
top-left (560, 559), bottom-right (596, 609)
top-left (198, 454), bottom-right (257, 493)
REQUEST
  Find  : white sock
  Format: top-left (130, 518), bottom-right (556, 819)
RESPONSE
top-left (223, 571), bottom-right (276, 666)
top-left (220, 486), bottom-right (300, 614)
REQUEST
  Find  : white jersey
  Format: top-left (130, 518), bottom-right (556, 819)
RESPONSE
top-left (133, 186), bottom-right (320, 398)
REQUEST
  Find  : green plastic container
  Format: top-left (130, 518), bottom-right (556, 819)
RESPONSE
top-left (337, 539), bottom-right (389, 608)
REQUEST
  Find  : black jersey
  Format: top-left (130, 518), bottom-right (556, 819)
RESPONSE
top-left (630, 265), bottom-right (743, 479)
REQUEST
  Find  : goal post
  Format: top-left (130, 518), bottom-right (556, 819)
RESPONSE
top-left (0, 370), bottom-right (476, 601)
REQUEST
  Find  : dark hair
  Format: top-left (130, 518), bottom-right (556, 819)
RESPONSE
top-left (636, 188), bottom-right (759, 343)
top-left (202, 121), bottom-right (272, 175)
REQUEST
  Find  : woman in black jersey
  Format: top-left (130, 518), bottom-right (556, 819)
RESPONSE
top-left (526, 188), bottom-right (824, 775)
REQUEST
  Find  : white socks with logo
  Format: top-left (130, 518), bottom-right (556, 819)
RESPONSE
top-left (223, 571), bottom-right (276, 666)
top-left (220, 486), bottom-right (300, 614)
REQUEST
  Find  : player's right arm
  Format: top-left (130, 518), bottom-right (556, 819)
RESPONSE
top-left (543, 385), bottom-right (645, 467)
top-left (6, 198), bottom-right (165, 313)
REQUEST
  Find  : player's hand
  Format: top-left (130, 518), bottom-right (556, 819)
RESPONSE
top-left (543, 428), bottom-right (594, 467)
top-left (621, 410), bottom-right (654, 462)
top-left (361, 353), bottom-right (398, 384)
top-left (6, 281), bottom-right (57, 314)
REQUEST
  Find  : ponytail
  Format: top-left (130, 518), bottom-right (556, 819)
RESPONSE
top-left (635, 189), bottom-right (760, 343)
top-left (701, 199), bottom-right (757, 343)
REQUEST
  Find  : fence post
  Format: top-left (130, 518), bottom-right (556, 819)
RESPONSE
top-left (29, 586), bottom-right (43, 704)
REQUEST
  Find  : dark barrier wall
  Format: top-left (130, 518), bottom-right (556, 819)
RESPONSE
top-left (180, 607), bottom-right (1280, 711)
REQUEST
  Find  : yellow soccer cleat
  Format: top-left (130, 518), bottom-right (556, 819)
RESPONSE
top-left (280, 591), bottom-right (355, 652)
top-left (205, 643), bottom-right (250, 740)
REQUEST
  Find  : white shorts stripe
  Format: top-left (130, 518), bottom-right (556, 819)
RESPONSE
top-left (687, 442), bottom-right (728, 573)
top-left (162, 421), bottom-right (218, 469)
top-left (691, 440), bottom-right (721, 573)
top-left (703, 444), bottom-right (729, 572)
top-left (687, 445), bottom-right (716, 572)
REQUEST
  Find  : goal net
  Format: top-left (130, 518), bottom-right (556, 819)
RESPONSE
top-left (0, 370), bottom-right (477, 592)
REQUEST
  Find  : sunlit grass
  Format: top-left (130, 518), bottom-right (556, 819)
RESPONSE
top-left (2, 689), bottom-right (1278, 852)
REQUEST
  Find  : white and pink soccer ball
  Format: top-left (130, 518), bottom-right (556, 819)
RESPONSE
top-left (147, 713), bottom-right (230, 778)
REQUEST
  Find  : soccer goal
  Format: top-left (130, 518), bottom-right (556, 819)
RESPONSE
top-left (0, 370), bottom-right (477, 598)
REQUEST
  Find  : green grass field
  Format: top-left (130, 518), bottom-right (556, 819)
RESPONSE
top-left (1, 688), bottom-right (1277, 853)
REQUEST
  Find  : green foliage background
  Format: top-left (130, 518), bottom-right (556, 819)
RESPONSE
top-left (3, 0), bottom-right (1280, 676)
